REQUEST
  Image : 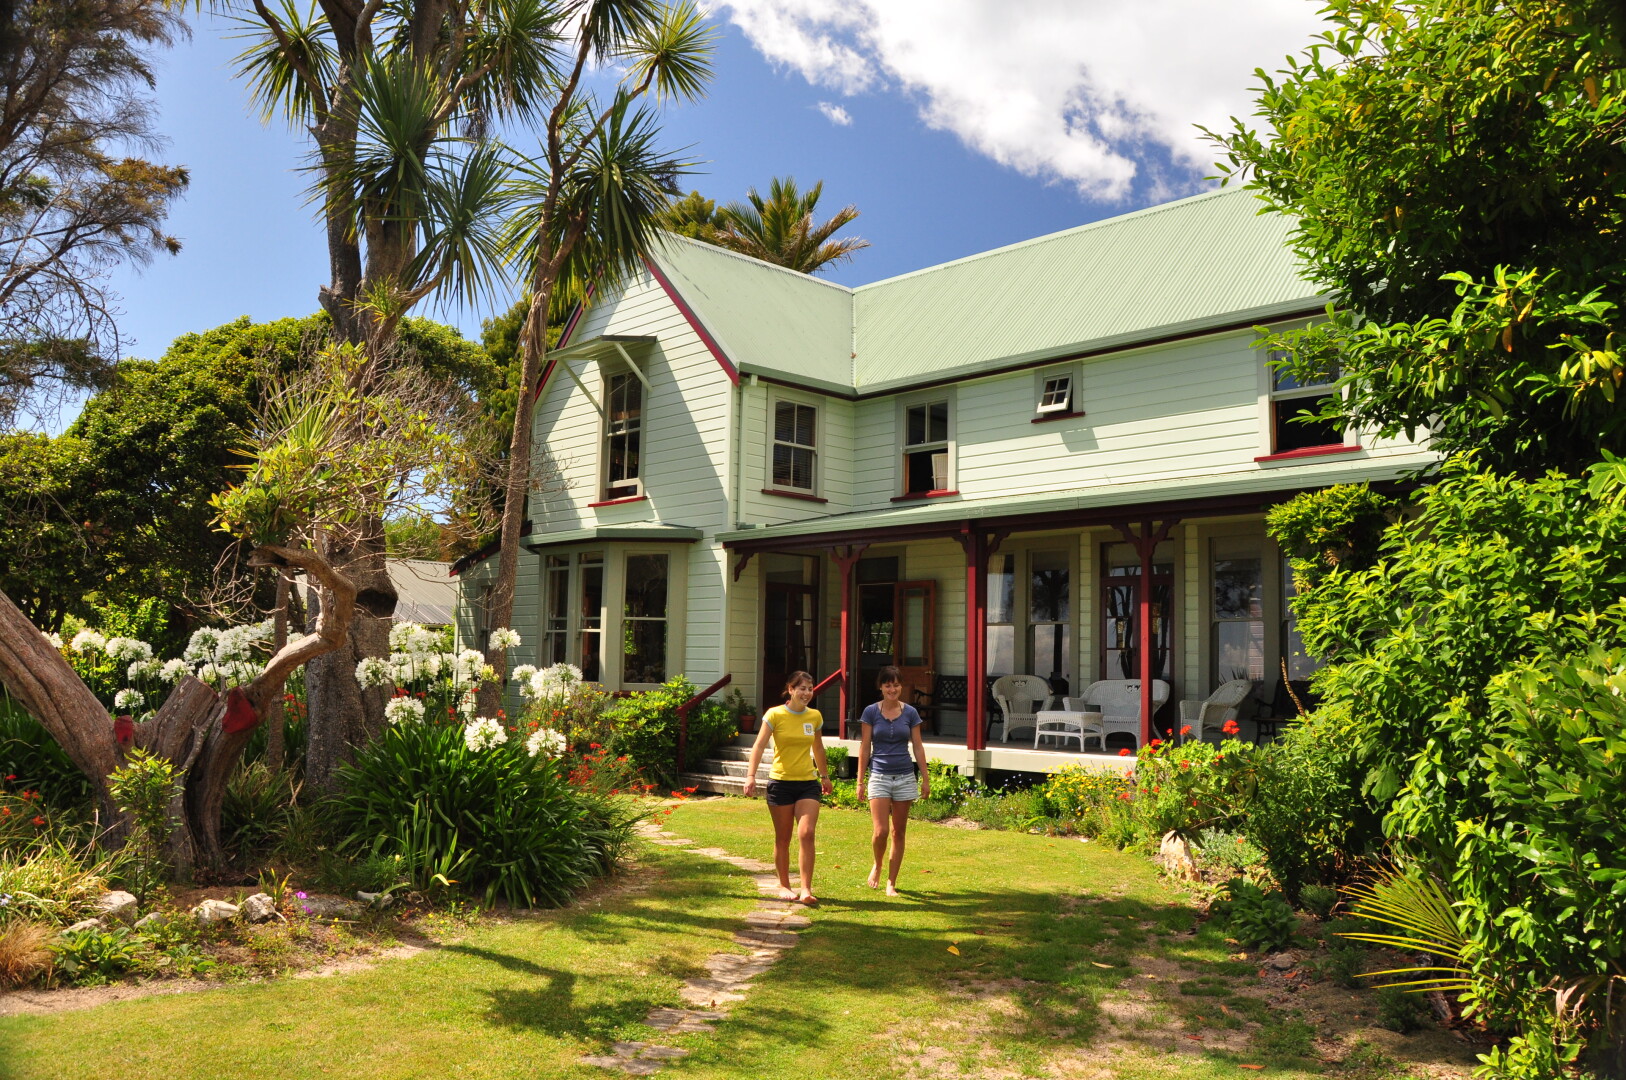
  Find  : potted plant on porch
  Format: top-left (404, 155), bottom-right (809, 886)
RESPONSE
top-left (725, 688), bottom-right (757, 734)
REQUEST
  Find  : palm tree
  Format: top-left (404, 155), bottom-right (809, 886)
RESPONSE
top-left (713, 177), bottom-right (869, 274)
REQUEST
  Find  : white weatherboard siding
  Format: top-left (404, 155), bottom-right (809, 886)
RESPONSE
top-left (737, 381), bottom-right (856, 524)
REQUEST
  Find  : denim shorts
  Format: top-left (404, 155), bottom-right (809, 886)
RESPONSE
top-left (866, 769), bottom-right (920, 802)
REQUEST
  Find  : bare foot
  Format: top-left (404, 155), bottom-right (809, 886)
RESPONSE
top-left (798, 891), bottom-right (819, 907)
top-left (885, 883), bottom-right (900, 897)
top-left (776, 885), bottom-right (798, 900)
top-left (865, 867), bottom-right (880, 889)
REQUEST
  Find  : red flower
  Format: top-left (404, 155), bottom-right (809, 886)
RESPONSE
top-left (589, 742), bottom-right (601, 749)
top-left (1149, 738), bottom-right (1162, 748)
top-left (3, 774), bottom-right (12, 780)
top-left (1179, 725), bottom-right (1192, 736)
top-left (1118, 748), bottom-right (1131, 757)
top-left (684, 786), bottom-right (697, 793)
top-left (1180, 760), bottom-right (1191, 770)
top-left (1152, 785), bottom-right (1161, 793)
top-left (2, 808), bottom-right (11, 817)
top-left (610, 789), bottom-right (619, 795)
top-left (1221, 719), bottom-right (1241, 735)
top-left (30, 815), bottom-right (44, 826)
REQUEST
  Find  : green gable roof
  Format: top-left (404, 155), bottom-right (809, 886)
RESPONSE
top-left (642, 187), bottom-right (1321, 397)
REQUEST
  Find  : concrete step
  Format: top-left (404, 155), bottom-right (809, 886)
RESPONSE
top-left (691, 757), bottom-right (772, 779)
top-left (681, 771), bottom-right (747, 796)
top-left (711, 744), bottom-right (773, 763)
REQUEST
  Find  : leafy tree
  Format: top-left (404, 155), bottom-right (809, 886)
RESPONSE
top-left (0, 0), bottom-right (188, 429)
top-left (654, 189), bottom-right (722, 242)
top-left (1211, 0), bottom-right (1626, 476)
top-left (712, 176), bottom-right (868, 274)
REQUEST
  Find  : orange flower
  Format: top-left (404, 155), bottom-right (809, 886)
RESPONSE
top-left (1179, 725), bottom-right (1192, 736)
top-left (30, 815), bottom-right (44, 826)
top-left (1118, 748), bottom-right (1131, 757)
top-left (1222, 719), bottom-right (1241, 736)
top-left (2, 808), bottom-right (11, 817)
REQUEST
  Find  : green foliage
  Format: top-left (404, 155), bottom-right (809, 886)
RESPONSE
top-left (106, 750), bottom-right (181, 903)
top-left (826, 778), bottom-right (863, 811)
top-left (1266, 484), bottom-right (1396, 591)
top-left (1299, 884), bottom-right (1337, 920)
top-left (1375, 987), bottom-right (1429, 1034)
top-left (1192, 829), bottom-right (1267, 877)
top-left (1339, 867), bottom-right (1472, 994)
top-left (923, 759), bottom-right (977, 806)
top-left (0, 698), bottom-right (91, 812)
top-left (1314, 944), bottom-right (1366, 989)
top-left (1219, 879), bottom-right (1296, 952)
top-left (709, 177), bottom-right (869, 275)
top-left (0, 843), bottom-right (109, 926)
top-left (333, 718), bottom-right (637, 907)
top-left (653, 190), bottom-right (723, 242)
top-left (603, 676), bottom-right (734, 787)
top-left (51, 925), bottom-right (140, 986)
top-left (220, 761), bottom-right (298, 856)
top-left (1212, 0), bottom-right (1626, 475)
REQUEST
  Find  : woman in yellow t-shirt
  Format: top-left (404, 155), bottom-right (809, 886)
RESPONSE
top-left (743, 670), bottom-right (833, 905)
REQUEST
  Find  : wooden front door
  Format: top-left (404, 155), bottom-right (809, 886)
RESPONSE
top-left (762, 581), bottom-right (817, 715)
top-left (855, 579), bottom-right (936, 714)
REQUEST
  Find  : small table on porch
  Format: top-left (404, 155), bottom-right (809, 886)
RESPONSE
top-left (1033, 709), bottom-right (1104, 751)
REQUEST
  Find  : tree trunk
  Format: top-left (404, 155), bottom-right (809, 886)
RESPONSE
top-left (0, 544), bottom-right (357, 873)
top-left (265, 569), bottom-right (291, 772)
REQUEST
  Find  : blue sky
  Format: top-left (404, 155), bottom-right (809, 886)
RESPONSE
top-left (104, 2), bottom-right (1325, 365)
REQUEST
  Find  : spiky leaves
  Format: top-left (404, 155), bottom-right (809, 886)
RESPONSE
top-left (714, 176), bottom-right (869, 275)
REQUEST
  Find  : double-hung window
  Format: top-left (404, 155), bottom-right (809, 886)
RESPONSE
top-left (621, 553), bottom-right (669, 685)
top-left (1268, 353), bottom-right (1344, 453)
top-left (772, 401), bottom-right (817, 492)
top-left (603, 372), bottom-right (642, 500)
top-left (902, 399), bottom-right (951, 495)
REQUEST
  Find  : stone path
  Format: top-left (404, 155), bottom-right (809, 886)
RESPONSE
top-left (580, 822), bottom-right (812, 1074)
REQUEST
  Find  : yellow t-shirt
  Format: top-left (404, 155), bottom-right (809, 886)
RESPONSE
top-left (764, 705), bottom-right (823, 781)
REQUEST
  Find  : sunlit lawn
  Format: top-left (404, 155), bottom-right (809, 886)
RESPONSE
top-left (0, 799), bottom-right (1474, 1079)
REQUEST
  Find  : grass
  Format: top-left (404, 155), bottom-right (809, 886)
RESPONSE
top-left (0, 799), bottom-right (1474, 1079)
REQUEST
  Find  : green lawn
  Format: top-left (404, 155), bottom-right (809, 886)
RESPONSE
top-left (0, 799), bottom-right (1476, 1079)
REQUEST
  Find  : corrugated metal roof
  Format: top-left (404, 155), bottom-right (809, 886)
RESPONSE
top-left (387, 558), bottom-right (459, 626)
top-left (850, 187), bottom-right (1320, 392)
top-left (524, 523), bottom-right (706, 549)
top-left (647, 235), bottom-right (855, 394)
top-left (717, 453), bottom-right (1434, 545)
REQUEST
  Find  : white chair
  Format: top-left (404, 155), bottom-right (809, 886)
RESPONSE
top-left (991, 674), bottom-right (1056, 743)
top-left (1179, 679), bottom-right (1255, 743)
top-left (1033, 707), bottom-right (1105, 751)
top-left (1068, 679), bottom-right (1171, 750)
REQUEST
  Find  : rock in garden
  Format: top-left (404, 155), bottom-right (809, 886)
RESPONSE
top-left (94, 890), bottom-right (139, 923)
top-left (1269, 951), bottom-right (1297, 970)
top-left (299, 896), bottom-right (363, 920)
top-left (134, 912), bottom-right (168, 931)
top-left (355, 890), bottom-right (393, 908)
top-left (239, 893), bottom-right (279, 923)
top-left (192, 899), bottom-right (240, 925)
top-left (62, 918), bottom-right (103, 934)
top-left (1158, 831), bottom-right (1196, 878)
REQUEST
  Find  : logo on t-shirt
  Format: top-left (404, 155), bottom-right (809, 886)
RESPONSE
top-left (802, 722), bottom-right (814, 736)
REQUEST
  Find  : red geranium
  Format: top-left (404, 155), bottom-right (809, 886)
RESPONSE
top-left (1222, 719), bottom-right (1241, 735)
top-left (1179, 725), bottom-right (1192, 736)
top-left (1118, 748), bottom-right (1131, 757)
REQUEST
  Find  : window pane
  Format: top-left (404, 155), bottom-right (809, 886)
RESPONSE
top-left (928, 401), bottom-right (948, 442)
top-left (1030, 550), bottom-right (1070, 622)
top-left (1040, 376), bottom-right (1071, 409)
top-left (774, 401), bottom-right (795, 443)
top-left (900, 587), bottom-right (928, 666)
top-left (624, 554), bottom-right (668, 619)
top-left (905, 448), bottom-right (939, 493)
top-left (790, 446), bottom-right (814, 489)
top-left (987, 624), bottom-right (1015, 676)
top-left (623, 620), bottom-right (666, 684)
top-left (579, 630), bottom-right (600, 682)
top-left (580, 555), bottom-right (602, 630)
top-left (1273, 396), bottom-right (1344, 452)
top-left (1271, 355), bottom-right (1337, 393)
top-left (987, 553), bottom-right (1015, 623)
top-left (794, 404), bottom-right (815, 447)
top-left (1029, 623), bottom-right (1071, 681)
top-left (1213, 557), bottom-right (1263, 620)
top-left (772, 443), bottom-right (794, 488)
top-left (1215, 621), bottom-right (1265, 682)
top-left (906, 404), bottom-right (926, 446)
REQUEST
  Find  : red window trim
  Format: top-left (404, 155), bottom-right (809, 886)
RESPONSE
top-left (761, 487), bottom-right (828, 504)
top-left (587, 494), bottom-right (649, 508)
top-left (1254, 444), bottom-right (1362, 464)
top-left (891, 489), bottom-right (960, 503)
top-left (1031, 410), bottom-right (1086, 424)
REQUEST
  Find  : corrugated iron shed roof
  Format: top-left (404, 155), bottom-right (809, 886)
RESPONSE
top-left (647, 234), bottom-right (855, 394)
top-left (850, 187), bottom-right (1320, 392)
top-left (641, 187), bottom-right (1322, 396)
top-left (387, 558), bottom-right (458, 626)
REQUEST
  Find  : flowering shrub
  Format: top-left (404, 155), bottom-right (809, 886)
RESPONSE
top-left (601, 676), bottom-right (735, 786)
top-left (1128, 738), bottom-right (1257, 841)
top-left (518, 664), bottom-right (616, 749)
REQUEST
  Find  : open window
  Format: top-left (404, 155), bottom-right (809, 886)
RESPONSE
top-left (902, 399), bottom-right (951, 495)
top-left (1037, 372), bottom-right (1072, 415)
top-left (1268, 353), bottom-right (1345, 453)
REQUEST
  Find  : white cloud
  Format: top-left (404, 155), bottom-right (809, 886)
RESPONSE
top-left (817, 101), bottom-right (854, 126)
top-left (714, 0), bottom-right (1324, 201)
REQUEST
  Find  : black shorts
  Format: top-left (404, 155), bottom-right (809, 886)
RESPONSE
top-left (765, 779), bottom-right (823, 806)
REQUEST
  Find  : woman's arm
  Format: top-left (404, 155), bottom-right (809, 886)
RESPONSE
top-left (743, 720), bottom-right (773, 797)
top-left (910, 721), bottom-right (931, 799)
top-left (811, 727), bottom-right (832, 795)
top-left (857, 723), bottom-right (872, 796)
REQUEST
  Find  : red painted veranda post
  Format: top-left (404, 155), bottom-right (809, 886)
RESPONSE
top-left (829, 544), bottom-right (867, 739)
top-left (1115, 520), bottom-right (1177, 747)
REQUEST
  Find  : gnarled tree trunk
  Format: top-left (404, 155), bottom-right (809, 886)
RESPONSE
top-left (0, 543), bottom-right (358, 874)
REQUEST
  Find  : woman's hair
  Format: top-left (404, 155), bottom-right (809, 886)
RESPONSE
top-left (782, 670), bottom-right (814, 699)
top-left (876, 665), bottom-right (902, 689)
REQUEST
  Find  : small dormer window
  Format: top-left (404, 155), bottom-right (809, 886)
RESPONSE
top-left (1037, 374), bottom-right (1072, 415)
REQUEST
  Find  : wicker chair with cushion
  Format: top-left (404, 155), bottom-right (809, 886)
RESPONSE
top-left (1067, 679), bottom-right (1170, 750)
top-left (1178, 679), bottom-right (1256, 743)
top-left (991, 674), bottom-right (1057, 744)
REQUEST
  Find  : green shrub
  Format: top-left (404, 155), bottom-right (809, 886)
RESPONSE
top-left (604, 676), bottom-right (734, 786)
top-left (220, 760), bottom-right (298, 855)
top-left (1375, 986), bottom-right (1429, 1033)
top-left (1314, 944), bottom-right (1365, 989)
top-left (923, 759), bottom-right (979, 808)
top-left (1299, 883), bottom-right (1338, 919)
top-left (0, 843), bottom-right (109, 926)
top-left (52, 925), bottom-right (140, 985)
top-left (1193, 828), bottom-right (1267, 876)
top-left (827, 778), bottom-right (864, 811)
top-left (0, 699), bottom-right (91, 813)
top-left (1220, 879), bottom-right (1296, 952)
top-left (106, 749), bottom-right (181, 904)
top-left (910, 797), bottom-right (954, 822)
top-left (333, 716), bottom-right (638, 907)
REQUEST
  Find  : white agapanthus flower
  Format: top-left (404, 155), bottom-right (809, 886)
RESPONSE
top-left (114, 688), bottom-right (144, 711)
top-left (104, 637), bottom-right (153, 663)
top-left (510, 665), bottom-right (538, 686)
top-left (525, 728), bottom-right (567, 759)
top-left (220, 661), bottom-right (261, 686)
top-left (384, 697), bottom-right (425, 725)
top-left (387, 652), bottom-right (419, 685)
top-left (183, 628), bottom-right (220, 662)
top-left (528, 663), bottom-right (584, 700)
top-left (45, 631), bottom-right (64, 649)
top-left (195, 663), bottom-right (222, 685)
top-left (127, 659), bottom-right (162, 682)
top-left (489, 627), bottom-right (521, 650)
top-left (70, 629), bottom-right (106, 654)
top-left (463, 717), bottom-right (507, 752)
top-left (389, 622), bottom-right (422, 652)
top-left (355, 656), bottom-right (394, 690)
top-left (160, 658), bottom-right (190, 683)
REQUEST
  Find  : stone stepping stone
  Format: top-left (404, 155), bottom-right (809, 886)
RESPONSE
top-left (734, 929), bottom-right (799, 949)
top-left (582, 1042), bottom-right (692, 1075)
top-left (643, 1007), bottom-right (723, 1033)
top-left (680, 980), bottom-right (748, 1007)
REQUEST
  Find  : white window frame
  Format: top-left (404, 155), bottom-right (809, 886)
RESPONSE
top-left (1261, 348), bottom-right (1346, 455)
top-left (767, 395), bottom-right (820, 494)
top-left (1034, 363), bottom-right (1082, 416)
top-left (600, 368), bottom-right (644, 500)
top-left (533, 544), bottom-right (687, 690)
top-left (897, 392), bottom-right (955, 495)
